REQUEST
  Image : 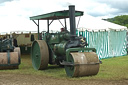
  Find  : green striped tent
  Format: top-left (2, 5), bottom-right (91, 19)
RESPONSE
top-left (77, 28), bottom-right (127, 59)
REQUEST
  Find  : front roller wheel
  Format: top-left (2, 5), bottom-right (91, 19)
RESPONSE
top-left (31, 40), bottom-right (49, 70)
top-left (65, 52), bottom-right (100, 77)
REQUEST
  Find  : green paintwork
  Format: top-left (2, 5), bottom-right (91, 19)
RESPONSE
top-left (65, 47), bottom-right (96, 77)
top-left (54, 41), bottom-right (67, 55)
top-left (48, 33), bottom-right (60, 44)
top-left (7, 51), bottom-right (10, 65)
top-left (31, 41), bottom-right (41, 70)
top-left (45, 32), bottom-right (70, 63)
top-left (64, 54), bottom-right (74, 77)
top-left (30, 10), bottom-right (83, 20)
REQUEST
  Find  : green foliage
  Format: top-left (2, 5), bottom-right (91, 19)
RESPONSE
top-left (104, 15), bottom-right (128, 28)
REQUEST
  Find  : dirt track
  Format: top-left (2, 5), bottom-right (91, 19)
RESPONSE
top-left (0, 73), bottom-right (128, 85)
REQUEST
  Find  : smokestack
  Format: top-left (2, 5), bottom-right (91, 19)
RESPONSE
top-left (69, 5), bottom-right (76, 39)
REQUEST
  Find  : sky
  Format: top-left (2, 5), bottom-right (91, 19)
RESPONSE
top-left (0, 0), bottom-right (128, 33)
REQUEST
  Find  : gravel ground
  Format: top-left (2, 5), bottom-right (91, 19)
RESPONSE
top-left (0, 73), bottom-right (128, 85)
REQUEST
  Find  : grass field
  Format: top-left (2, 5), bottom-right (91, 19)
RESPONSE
top-left (0, 54), bottom-right (128, 80)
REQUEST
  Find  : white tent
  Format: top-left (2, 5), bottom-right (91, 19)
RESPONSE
top-left (77, 14), bottom-right (127, 59)
top-left (77, 14), bottom-right (127, 31)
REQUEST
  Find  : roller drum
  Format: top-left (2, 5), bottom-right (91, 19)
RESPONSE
top-left (0, 52), bottom-right (20, 69)
top-left (65, 52), bottom-right (100, 77)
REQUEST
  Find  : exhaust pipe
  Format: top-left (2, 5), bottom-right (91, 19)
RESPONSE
top-left (69, 5), bottom-right (76, 39)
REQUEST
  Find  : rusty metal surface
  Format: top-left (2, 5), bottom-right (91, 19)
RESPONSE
top-left (0, 52), bottom-right (19, 64)
top-left (0, 52), bottom-right (19, 69)
top-left (37, 40), bottom-right (49, 70)
top-left (70, 52), bottom-right (100, 77)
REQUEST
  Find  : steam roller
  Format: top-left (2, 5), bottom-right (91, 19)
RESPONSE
top-left (30, 5), bottom-right (100, 77)
top-left (0, 38), bottom-right (21, 69)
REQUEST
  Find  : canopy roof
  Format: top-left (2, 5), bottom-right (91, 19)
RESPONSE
top-left (30, 10), bottom-right (83, 20)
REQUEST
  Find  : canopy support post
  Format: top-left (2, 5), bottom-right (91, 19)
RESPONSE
top-left (64, 18), bottom-right (67, 30)
top-left (47, 19), bottom-right (49, 33)
top-left (32, 20), bottom-right (40, 40)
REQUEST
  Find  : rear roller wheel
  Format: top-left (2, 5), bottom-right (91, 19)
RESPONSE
top-left (31, 40), bottom-right (49, 70)
top-left (65, 52), bottom-right (100, 77)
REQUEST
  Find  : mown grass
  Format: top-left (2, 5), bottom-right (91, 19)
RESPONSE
top-left (0, 54), bottom-right (128, 80)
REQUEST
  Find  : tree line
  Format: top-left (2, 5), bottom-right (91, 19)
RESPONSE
top-left (103, 15), bottom-right (128, 28)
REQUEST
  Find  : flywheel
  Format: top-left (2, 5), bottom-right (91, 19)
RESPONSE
top-left (65, 52), bottom-right (100, 77)
top-left (31, 40), bottom-right (49, 70)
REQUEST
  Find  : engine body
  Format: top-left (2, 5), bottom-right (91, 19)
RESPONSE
top-left (43, 31), bottom-right (87, 64)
